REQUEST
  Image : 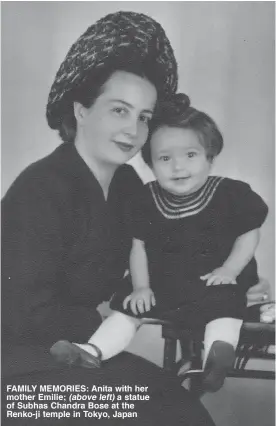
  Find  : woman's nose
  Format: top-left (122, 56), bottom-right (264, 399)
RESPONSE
top-left (123, 118), bottom-right (138, 138)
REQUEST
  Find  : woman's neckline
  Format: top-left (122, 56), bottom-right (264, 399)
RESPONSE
top-left (74, 143), bottom-right (119, 201)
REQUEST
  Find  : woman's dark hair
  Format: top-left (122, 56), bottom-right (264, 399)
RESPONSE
top-left (142, 93), bottom-right (224, 166)
top-left (58, 55), bottom-right (167, 144)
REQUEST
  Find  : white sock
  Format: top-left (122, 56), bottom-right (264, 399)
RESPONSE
top-left (203, 318), bottom-right (243, 367)
top-left (74, 312), bottom-right (140, 360)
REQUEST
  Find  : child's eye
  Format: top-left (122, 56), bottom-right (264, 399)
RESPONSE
top-left (187, 152), bottom-right (197, 158)
top-left (160, 156), bottom-right (170, 162)
top-left (139, 114), bottom-right (151, 124)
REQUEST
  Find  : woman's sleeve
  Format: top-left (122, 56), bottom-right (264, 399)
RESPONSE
top-left (113, 164), bottom-right (149, 241)
top-left (228, 179), bottom-right (268, 236)
top-left (125, 191), bottom-right (149, 242)
top-left (112, 164), bottom-right (144, 198)
top-left (2, 175), bottom-right (100, 344)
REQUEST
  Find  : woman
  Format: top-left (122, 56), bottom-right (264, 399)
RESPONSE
top-left (1, 11), bottom-right (270, 426)
top-left (2, 10), bottom-right (177, 348)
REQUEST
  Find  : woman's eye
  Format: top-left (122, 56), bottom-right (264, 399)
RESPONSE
top-left (187, 152), bottom-right (197, 158)
top-left (160, 156), bottom-right (170, 162)
top-left (139, 115), bottom-right (151, 124)
top-left (112, 107), bottom-right (127, 116)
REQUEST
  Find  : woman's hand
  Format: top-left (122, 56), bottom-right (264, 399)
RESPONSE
top-left (246, 278), bottom-right (271, 306)
top-left (123, 288), bottom-right (156, 315)
top-left (260, 302), bottom-right (275, 323)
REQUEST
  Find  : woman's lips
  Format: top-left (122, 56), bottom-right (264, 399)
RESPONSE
top-left (114, 141), bottom-right (134, 152)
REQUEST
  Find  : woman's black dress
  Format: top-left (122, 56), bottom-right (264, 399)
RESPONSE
top-left (1, 143), bottom-right (215, 425)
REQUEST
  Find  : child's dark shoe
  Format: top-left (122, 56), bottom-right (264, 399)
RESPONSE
top-left (50, 341), bottom-right (102, 369)
top-left (203, 341), bottom-right (235, 392)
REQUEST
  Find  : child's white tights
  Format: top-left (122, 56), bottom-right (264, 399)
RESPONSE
top-left (74, 314), bottom-right (242, 366)
top-left (203, 317), bottom-right (243, 367)
top-left (74, 311), bottom-right (140, 360)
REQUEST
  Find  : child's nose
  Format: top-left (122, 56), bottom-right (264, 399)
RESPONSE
top-left (172, 157), bottom-right (185, 171)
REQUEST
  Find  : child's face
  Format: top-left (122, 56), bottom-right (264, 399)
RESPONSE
top-left (150, 126), bottom-right (212, 196)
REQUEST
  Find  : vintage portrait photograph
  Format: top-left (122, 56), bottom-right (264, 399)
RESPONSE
top-left (1, 2), bottom-right (275, 425)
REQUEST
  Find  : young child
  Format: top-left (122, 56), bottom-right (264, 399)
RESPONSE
top-left (51, 94), bottom-right (268, 392)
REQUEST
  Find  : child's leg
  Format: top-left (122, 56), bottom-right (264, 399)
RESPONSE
top-left (50, 311), bottom-right (141, 367)
top-left (74, 311), bottom-right (140, 360)
top-left (202, 317), bottom-right (243, 392)
top-left (203, 317), bottom-right (243, 367)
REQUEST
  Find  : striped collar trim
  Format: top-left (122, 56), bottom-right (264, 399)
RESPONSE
top-left (149, 176), bottom-right (224, 219)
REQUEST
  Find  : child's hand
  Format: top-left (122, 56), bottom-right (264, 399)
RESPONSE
top-left (260, 302), bottom-right (275, 323)
top-left (200, 267), bottom-right (237, 286)
top-left (123, 288), bottom-right (156, 315)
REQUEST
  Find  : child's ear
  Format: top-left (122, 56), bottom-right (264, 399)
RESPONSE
top-left (208, 156), bottom-right (215, 168)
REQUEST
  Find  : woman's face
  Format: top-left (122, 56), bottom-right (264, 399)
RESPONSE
top-left (74, 71), bottom-right (157, 167)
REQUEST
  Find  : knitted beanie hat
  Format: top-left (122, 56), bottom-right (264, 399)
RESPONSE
top-left (46, 11), bottom-right (178, 130)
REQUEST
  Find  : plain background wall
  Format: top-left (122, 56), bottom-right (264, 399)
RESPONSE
top-left (1, 3), bottom-right (275, 426)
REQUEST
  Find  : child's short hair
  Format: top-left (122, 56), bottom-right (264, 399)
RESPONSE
top-left (142, 93), bottom-right (224, 166)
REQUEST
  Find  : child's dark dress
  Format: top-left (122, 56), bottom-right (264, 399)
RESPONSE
top-left (111, 176), bottom-right (268, 329)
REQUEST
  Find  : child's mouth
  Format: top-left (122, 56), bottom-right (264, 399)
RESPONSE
top-left (172, 177), bottom-right (191, 181)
